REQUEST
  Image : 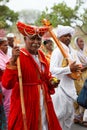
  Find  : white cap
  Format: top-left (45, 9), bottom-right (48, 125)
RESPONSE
top-left (7, 33), bottom-right (14, 38)
top-left (57, 25), bottom-right (75, 38)
top-left (0, 37), bottom-right (7, 42)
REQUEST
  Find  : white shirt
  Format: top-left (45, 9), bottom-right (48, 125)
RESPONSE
top-left (31, 54), bottom-right (48, 130)
top-left (50, 42), bottom-right (81, 101)
top-left (7, 46), bottom-right (12, 58)
top-left (76, 49), bottom-right (87, 67)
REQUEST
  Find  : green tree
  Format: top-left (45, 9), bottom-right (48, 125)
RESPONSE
top-left (35, 2), bottom-right (79, 27)
top-left (0, 1), bottom-right (18, 28)
top-left (0, 0), bottom-right (9, 2)
top-left (76, 8), bottom-right (87, 35)
top-left (35, 1), bottom-right (87, 35)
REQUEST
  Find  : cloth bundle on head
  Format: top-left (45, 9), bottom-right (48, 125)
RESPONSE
top-left (7, 33), bottom-right (14, 38)
top-left (57, 25), bottom-right (75, 38)
top-left (16, 21), bottom-right (49, 37)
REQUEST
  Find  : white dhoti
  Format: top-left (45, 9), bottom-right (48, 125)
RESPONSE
top-left (51, 86), bottom-right (74, 130)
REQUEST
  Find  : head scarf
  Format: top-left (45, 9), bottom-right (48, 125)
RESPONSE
top-left (74, 37), bottom-right (79, 49)
top-left (74, 36), bottom-right (84, 50)
top-left (7, 33), bottom-right (14, 38)
top-left (57, 25), bottom-right (75, 38)
top-left (16, 21), bottom-right (49, 38)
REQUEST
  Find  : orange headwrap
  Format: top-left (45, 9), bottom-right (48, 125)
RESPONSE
top-left (16, 21), bottom-right (49, 37)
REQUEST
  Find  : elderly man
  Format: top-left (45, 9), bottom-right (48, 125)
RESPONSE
top-left (74, 37), bottom-right (87, 68)
top-left (74, 36), bottom-right (87, 126)
top-left (2, 22), bottom-right (62, 130)
top-left (50, 25), bottom-right (82, 130)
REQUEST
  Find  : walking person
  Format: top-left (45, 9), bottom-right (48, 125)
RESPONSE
top-left (50, 25), bottom-right (82, 130)
top-left (74, 36), bottom-right (87, 127)
top-left (0, 37), bottom-right (10, 129)
top-left (0, 34), bottom-right (14, 128)
top-left (2, 22), bottom-right (62, 130)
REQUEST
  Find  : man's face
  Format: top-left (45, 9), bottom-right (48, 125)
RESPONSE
top-left (0, 41), bottom-right (8, 54)
top-left (7, 37), bottom-right (14, 48)
top-left (45, 41), bottom-right (53, 52)
top-left (59, 33), bottom-right (72, 46)
top-left (25, 35), bottom-right (42, 54)
top-left (77, 38), bottom-right (84, 50)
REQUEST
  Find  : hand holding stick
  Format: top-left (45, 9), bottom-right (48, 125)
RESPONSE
top-left (11, 46), bottom-right (28, 130)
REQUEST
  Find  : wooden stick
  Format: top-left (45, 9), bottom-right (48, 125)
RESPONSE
top-left (17, 57), bottom-right (28, 130)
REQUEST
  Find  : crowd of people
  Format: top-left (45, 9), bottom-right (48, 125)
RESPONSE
top-left (0, 21), bottom-right (87, 130)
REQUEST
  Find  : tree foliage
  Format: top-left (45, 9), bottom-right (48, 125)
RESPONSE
top-left (0, 1), bottom-right (18, 29)
top-left (0, 0), bottom-right (9, 2)
top-left (35, 1), bottom-right (87, 34)
top-left (35, 2), bottom-right (79, 27)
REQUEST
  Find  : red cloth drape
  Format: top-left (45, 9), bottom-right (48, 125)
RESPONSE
top-left (2, 48), bottom-right (62, 130)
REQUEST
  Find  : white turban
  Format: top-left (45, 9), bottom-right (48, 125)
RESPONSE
top-left (57, 25), bottom-right (75, 38)
top-left (7, 33), bottom-right (14, 38)
top-left (74, 37), bottom-right (79, 49)
top-left (0, 37), bottom-right (7, 42)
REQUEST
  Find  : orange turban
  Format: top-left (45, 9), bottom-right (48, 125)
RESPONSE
top-left (16, 21), bottom-right (49, 37)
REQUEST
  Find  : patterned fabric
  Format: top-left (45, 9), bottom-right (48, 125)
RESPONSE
top-left (17, 22), bottom-right (49, 37)
top-left (0, 50), bottom-right (10, 71)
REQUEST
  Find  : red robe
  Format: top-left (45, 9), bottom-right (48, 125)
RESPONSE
top-left (2, 48), bottom-right (62, 130)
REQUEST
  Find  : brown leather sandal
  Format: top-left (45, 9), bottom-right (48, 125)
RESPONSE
top-left (74, 119), bottom-right (87, 127)
top-left (80, 121), bottom-right (87, 127)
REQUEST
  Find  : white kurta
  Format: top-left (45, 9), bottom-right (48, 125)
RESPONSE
top-left (7, 46), bottom-right (12, 58)
top-left (50, 42), bottom-right (81, 130)
top-left (76, 49), bottom-right (87, 67)
top-left (32, 55), bottom-right (48, 130)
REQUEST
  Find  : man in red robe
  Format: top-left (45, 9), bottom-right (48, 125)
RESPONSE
top-left (2, 22), bottom-right (62, 130)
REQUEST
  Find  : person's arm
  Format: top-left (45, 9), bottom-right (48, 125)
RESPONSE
top-left (2, 64), bottom-right (18, 89)
top-left (50, 48), bottom-right (71, 79)
top-left (2, 46), bottom-right (20, 89)
top-left (50, 48), bottom-right (82, 80)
